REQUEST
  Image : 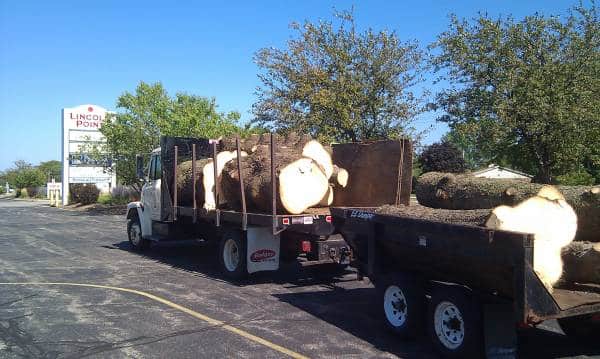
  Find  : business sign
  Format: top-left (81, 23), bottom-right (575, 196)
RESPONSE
top-left (61, 104), bottom-right (116, 205)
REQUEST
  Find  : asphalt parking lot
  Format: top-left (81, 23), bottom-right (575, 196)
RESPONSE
top-left (0, 199), bottom-right (598, 358)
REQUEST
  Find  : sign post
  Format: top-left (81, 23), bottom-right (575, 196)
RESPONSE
top-left (61, 104), bottom-right (116, 205)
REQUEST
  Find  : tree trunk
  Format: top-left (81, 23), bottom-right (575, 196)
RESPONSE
top-left (219, 143), bottom-right (330, 214)
top-left (416, 172), bottom-right (600, 242)
top-left (176, 158), bottom-right (212, 207)
top-left (562, 241), bottom-right (600, 285)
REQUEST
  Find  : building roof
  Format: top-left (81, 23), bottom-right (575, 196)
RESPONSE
top-left (471, 164), bottom-right (533, 178)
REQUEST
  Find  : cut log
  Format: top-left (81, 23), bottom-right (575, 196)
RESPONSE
top-left (416, 172), bottom-right (600, 242)
top-left (219, 145), bottom-right (329, 214)
top-left (485, 187), bottom-right (578, 292)
top-left (562, 241), bottom-right (600, 285)
top-left (176, 158), bottom-right (212, 207)
top-left (331, 165), bottom-right (349, 188)
top-left (176, 151), bottom-right (245, 209)
top-left (202, 150), bottom-right (247, 210)
top-left (318, 185), bottom-right (334, 207)
top-left (302, 140), bottom-right (333, 179)
top-left (375, 204), bottom-right (492, 226)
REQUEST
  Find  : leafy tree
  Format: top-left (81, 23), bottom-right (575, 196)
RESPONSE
top-left (442, 127), bottom-right (489, 170)
top-left (253, 10), bottom-right (425, 143)
top-left (556, 167), bottom-right (596, 185)
top-left (3, 160), bottom-right (46, 190)
top-left (419, 141), bottom-right (467, 173)
top-left (37, 160), bottom-right (62, 182)
top-left (98, 82), bottom-right (244, 190)
top-left (430, 4), bottom-right (599, 183)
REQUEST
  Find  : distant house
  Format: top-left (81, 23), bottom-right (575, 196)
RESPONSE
top-left (472, 164), bottom-right (533, 181)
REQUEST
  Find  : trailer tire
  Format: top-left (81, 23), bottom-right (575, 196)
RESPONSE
top-left (219, 229), bottom-right (247, 280)
top-left (558, 314), bottom-right (600, 344)
top-left (427, 286), bottom-right (482, 358)
top-left (378, 274), bottom-right (424, 338)
top-left (127, 217), bottom-right (149, 251)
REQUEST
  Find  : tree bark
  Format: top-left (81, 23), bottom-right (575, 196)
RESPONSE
top-left (416, 172), bottom-right (600, 242)
top-left (219, 143), bottom-right (330, 214)
top-left (562, 241), bottom-right (600, 285)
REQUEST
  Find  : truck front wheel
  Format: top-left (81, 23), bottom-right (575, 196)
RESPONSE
top-left (378, 274), bottom-right (424, 338)
top-left (427, 286), bottom-right (482, 358)
top-left (127, 217), bottom-right (149, 251)
top-left (219, 229), bottom-right (247, 280)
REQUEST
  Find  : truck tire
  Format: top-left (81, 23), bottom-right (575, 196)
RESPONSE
top-left (219, 229), bottom-right (247, 280)
top-left (378, 274), bottom-right (424, 338)
top-left (127, 217), bottom-right (149, 251)
top-left (558, 314), bottom-right (600, 345)
top-left (427, 285), bottom-right (482, 358)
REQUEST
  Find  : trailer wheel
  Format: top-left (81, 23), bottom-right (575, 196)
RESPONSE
top-left (558, 314), bottom-right (600, 344)
top-left (127, 217), bottom-right (149, 251)
top-left (427, 286), bottom-right (482, 358)
top-left (219, 229), bottom-right (247, 280)
top-left (378, 275), bottom-right (424, 338)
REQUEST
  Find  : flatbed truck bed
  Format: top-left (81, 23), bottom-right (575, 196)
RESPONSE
top-left (332, 206), bottom-right (600, 358)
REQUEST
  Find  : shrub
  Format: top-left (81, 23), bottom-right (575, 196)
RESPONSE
top-left (557, 169), bottom-right (596, 186)
top-left (19, 188), bottom-right (28, 198)
top-left (26, 186), bottom-right (39, 198)
top-left (112, 185), bottom-right (138, 202)
top-left (97, 193), bottom-right (112, 204)
top-left (419, 141), bottom-right (467, 173)
top-left (70, 184), bottom-right (100, 204)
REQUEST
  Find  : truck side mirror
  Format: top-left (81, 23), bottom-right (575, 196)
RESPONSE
top-left (136, 155), bottom-right (145, 180)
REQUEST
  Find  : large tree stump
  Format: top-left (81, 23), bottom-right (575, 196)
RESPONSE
top-left (219, 144), bottom-right (330, 214)
top-left (416, 172), bottom-right (600, 242)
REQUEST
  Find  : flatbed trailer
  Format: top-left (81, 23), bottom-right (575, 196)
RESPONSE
top-left (332, 207), bottom-right (600, 358)
top-left (126, 135), bottom-right (412, 279)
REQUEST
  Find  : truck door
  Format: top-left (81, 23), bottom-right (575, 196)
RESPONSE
top-left (142, 154), bottom-right (162, 222)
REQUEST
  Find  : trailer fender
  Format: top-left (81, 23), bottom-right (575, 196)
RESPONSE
top-left (126, 202), bottom-right (151, 237)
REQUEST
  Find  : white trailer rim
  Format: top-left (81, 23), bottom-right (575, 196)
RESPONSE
top-left (434, 301), bottom-right (465, 349)
top-left (129, 222), bottom-right (142, 246)
top-left (223, 238), bottom-right (240, 272)
top-left (383, 285), bottom-right (408, 327)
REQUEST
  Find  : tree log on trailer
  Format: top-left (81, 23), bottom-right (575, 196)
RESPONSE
top-left (176, 150), bottom-right (246, 209)
top-left (415, 172), bottom-right (600, 242)
top-left (219, 144), bottom-right (330, 214)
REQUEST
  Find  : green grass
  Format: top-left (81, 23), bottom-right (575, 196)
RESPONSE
top-left (97, 193), bottom-right (130, 205)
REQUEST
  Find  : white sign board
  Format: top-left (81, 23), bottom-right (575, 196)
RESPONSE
top-left (61, 104), bottom-right (116, 205)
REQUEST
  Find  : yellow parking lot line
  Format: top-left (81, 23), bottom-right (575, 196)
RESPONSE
top-left (0, 282), bottom-right (309, 359)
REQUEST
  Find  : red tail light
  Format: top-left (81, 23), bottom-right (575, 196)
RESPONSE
top-left (325, 215), bottom-right (332, 223)
top-left (302, 240), bottom-right (311, 253)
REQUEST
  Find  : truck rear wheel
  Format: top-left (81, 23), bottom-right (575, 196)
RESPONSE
top-left (378, 274), bottom-right (424, 338)
top-left (558, 314), bottom-right (600, 344)
top-left (127, 217), bottom-right (149, 251)
top-left (427, 286), bottom-right (482, 358)
top-left (219, 229), bottom-right (247, 280)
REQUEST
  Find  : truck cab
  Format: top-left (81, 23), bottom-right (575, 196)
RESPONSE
top-left (126, 148), bottom-right (161, 247)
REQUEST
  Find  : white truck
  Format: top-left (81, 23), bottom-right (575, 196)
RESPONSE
top-left (125, 136), bottom-right (362, 278)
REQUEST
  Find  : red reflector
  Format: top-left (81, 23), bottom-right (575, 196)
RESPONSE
top-left (282, 218), bottom-right (290, 225)
top-left (302, 240), bottom-right (311, 252)
top-left (592, 314), bottom-right (600, 322)
top-left (325, 215), bottom-right (332, 223)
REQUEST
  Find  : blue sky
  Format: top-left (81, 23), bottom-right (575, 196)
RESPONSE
top-left (0, 0), bottom-right (578, 170)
